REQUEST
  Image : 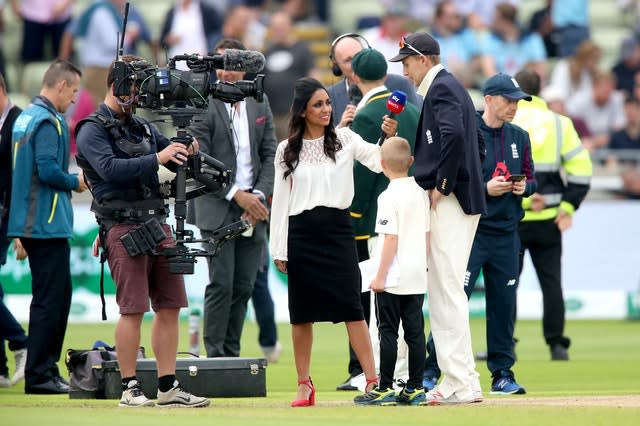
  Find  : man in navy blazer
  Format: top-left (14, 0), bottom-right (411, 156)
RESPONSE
top-left (327, 33), bottom-right (420, 130)
top-left (390, 32), bottom-right (486, 405)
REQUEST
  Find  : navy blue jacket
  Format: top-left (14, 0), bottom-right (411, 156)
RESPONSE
top-left (414, 69), bottom-right (486, 215)
top-left (476, 112), bottom-right (536, 233)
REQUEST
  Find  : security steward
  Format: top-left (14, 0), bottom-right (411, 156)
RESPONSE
top-left (423, 73), bottom-right (536, 395)
top-left (512, 70), bottom-right (592, 361)
top-left (75, 55), bottom-right (209, 408)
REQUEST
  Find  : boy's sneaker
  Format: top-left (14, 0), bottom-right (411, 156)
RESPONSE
top-left (156, 380), bottom-right (210, 408)
top-left (353, 387), bottom-right (397, 406)
top-left (490, 376), bottom-right (526, 395)
top-left (420, 387), bottom-right (477, 405)
top-left (119, 380), bottom-right (155, 407)
top-left (396, 387), bottom-right (426, 405)
top-left (11, 348), bottom-right (27, 385)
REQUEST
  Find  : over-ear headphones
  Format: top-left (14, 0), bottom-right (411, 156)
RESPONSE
top-left (329, 33), bottom-right (371, 77)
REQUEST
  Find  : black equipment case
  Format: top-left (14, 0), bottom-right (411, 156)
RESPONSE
top-left (103, 357), bottom-right (267, 399)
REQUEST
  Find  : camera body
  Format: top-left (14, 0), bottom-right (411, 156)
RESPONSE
top-left (112, 55), bottom-right (264, 110)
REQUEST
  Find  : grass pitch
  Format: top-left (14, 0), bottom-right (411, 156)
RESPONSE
top-left (0, 318), bottom-right (639, 425)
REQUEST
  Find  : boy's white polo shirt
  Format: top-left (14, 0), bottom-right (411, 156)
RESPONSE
top-left (374, 176), bottom-right (430, 295)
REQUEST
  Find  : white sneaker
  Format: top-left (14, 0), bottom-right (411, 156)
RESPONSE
top-left (10, 348), bottom-right (27, 385)
top-left (262, 342), bottom-right (283, 363)
top-left (472, 390), bottom-right (484, 403)
top-left (0, 375), bottom-right (10, 388)
top-left (119, 380), bottom-right (155, 407)
top-left (156, 380), bottom-right (210, 408)
top-left (421, 387), bottom-right (477, 405)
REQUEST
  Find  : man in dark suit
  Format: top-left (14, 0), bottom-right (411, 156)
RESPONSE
top-left (327, 33), bottom-right (420, 131)
top-left (188, 38), bottom-right (276, 358)
top-left (0, 72), bottom-right (28, 389)
top-left (390, 32), bottom-right (487, 405)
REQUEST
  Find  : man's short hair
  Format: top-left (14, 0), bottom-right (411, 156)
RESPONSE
top-left (215, 38), bottom-right (245, 51)
top-left (381, 137), bottom-right (412, 173)
top-left (515, 69), bottom-right (541, 97)
top-left (42, 60), bottom-right (82, 89)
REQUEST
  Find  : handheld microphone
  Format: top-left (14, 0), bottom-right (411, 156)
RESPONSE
top-left (378, 90), bottom-right (407, 145)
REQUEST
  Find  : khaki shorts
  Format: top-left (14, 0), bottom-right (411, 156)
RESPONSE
top-left (105, 223), bottom-right (187, 314)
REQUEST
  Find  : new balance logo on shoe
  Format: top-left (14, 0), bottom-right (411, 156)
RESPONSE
top-left (506, 279), bottom-right (516, 286)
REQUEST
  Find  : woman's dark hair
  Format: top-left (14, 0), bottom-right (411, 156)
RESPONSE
top-left (283, 77), bottom-right (341, 179)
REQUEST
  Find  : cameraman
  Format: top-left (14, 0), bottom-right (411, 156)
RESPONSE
top-left (75, 55), bottom-right (209, 408)
top-left (187, 38), bottom-right (276, 358)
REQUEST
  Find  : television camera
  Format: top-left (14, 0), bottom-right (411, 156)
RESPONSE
top-left (109, 2), bottom-right (267, 274)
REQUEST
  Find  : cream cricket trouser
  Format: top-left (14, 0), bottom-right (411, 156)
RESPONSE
top-left (427, 194), bottom-right (480, 399)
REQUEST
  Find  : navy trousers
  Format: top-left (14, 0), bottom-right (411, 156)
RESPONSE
top-left (20, 238), bottom-right (72, 386)
top-left (424, 229), bottom-right (519, 380)
top-left (251, 246), bottom-right (277, 348)
top-left (0, 235), bottom-right (29, 377)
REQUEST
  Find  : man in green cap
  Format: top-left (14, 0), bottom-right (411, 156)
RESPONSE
top-left (347, 47), bottom-right (421, 393)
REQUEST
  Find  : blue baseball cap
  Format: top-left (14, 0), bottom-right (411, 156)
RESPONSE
top-left (482, 73), bottom-right (532, 101)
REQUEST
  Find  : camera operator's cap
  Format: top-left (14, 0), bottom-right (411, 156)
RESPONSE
top-left (352, 48), bottom-right (387, 81)
top-left (482, 73), bottom-right (532, 101)
top-left (389, 32), bottom-right (440, 62)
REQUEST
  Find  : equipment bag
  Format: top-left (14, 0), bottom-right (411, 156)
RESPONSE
top-left (65, 340), bottom-right (146, 398)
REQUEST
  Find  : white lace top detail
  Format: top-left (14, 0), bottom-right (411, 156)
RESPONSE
top-left (299, 136), bottom-right (331, 165)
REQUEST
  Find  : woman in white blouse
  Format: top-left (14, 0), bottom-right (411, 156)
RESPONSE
top-left (270, 78), bottom-right (396, 407)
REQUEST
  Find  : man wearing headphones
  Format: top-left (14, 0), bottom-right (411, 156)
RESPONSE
top-left (328, 33), bottom-right (419, 392)
top-left (327, 33), bottom-right (420, 130)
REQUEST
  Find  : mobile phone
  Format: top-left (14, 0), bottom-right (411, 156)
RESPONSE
top-left (507, 174), bottom-right (526, 182)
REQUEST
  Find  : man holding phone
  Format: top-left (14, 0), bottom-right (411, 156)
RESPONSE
top-left (423, 73), bottom-right (536, 395)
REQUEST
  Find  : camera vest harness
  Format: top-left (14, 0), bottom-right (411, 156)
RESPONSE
top-left (75, 112), bottom-right (168, 320)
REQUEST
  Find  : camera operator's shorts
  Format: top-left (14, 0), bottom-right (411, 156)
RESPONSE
top-left (105, 223), bottom-right (188, 314)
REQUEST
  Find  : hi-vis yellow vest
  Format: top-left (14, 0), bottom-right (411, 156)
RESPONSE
top-left (512, 96), bottom-right (592, 221)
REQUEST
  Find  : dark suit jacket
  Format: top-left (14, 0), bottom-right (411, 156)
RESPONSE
top-left (415, 69), bottom-right (486, 215)
top-left (327, 74), bottom-right (421, 124)
top-left (187, 96), bottom-right (276, 231)
top-left (0, 105), bottom-right (23, 228)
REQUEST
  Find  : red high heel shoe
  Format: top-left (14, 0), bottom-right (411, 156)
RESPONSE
top-left (291, 377), bottom-right (315, 407)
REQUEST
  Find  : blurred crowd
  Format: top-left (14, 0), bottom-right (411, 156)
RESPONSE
top-left (0, 0), bottom-right (639, 197)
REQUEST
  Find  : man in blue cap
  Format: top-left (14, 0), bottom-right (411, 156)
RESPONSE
top-left (423, 73), bottom-right (536, 395)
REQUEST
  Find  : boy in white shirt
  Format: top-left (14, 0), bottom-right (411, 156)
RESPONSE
top-left (354, 137), bottom-right (430, 406)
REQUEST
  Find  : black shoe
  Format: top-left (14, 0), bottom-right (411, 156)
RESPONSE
top-left (336, 376), bottom-right (359, 391)
top-left (55, 376), bottom-right (70, 386)
top-left (551, 344), bottom-right (569, 361)
top-left (25, 378), bottom-right (70, 394)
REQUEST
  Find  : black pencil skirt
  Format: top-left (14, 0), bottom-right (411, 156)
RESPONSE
top-left (287, 206), bottom-right (365, 324)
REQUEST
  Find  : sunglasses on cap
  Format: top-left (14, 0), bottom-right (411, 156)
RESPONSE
top-left (399, 36), bottom-right (425, 57)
